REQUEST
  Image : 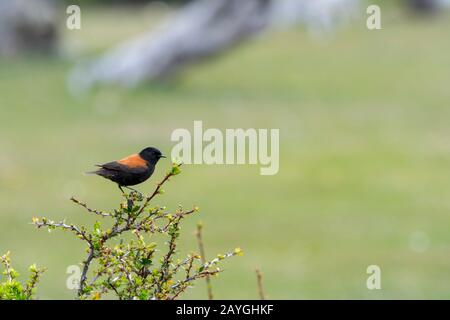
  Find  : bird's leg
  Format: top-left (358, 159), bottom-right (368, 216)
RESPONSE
top-left (118, 185), bottom-right (126, 194)
top-left (118, 185), bottom-right (133, 209)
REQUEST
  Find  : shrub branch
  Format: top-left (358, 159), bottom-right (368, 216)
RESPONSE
top-left (32, 163), bottom-right (241, 300)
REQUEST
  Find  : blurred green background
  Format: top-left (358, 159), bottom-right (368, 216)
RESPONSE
top-left (1, 3), bottom-right (450, 299)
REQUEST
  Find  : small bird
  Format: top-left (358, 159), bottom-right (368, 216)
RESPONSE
top-left (88, 147), bottom-right (166, 193)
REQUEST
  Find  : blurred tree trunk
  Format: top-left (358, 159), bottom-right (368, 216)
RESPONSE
top-left (70, 0), bottom-right (273, 92)
top-left (0, 0), bottom-right (58, 57)
top-left (70, 0), bottom-right (357, 92)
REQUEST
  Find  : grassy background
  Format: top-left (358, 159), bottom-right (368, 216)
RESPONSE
top-left (1, 6), bottom-right (450, 299)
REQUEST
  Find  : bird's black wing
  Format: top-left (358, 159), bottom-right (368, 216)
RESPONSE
top-left (96, 161), bottom-right (125, 172)
top-left (96, 161), bottom-right (148, 174)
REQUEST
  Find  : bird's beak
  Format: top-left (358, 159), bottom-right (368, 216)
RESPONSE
top-left (160, 155), bottom-right (167, 158)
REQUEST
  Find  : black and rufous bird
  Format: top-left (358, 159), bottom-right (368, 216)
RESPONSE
top-left (88, 147), bottom-right (165, 193)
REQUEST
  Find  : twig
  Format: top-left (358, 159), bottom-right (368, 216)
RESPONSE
top-left (24, 266), bottom-right (46, 299)
top-left (78, 246), bottom-right (95, 296)
top-left (170, 269), bottom-right (222, 292)
top-left (196, 222), bottom-right (213, 300)
top-left (155, 216), bottom-right (181, 295)
top-left (137, 164), bottom-right (182, 215)
top-left (70, 197), bottom-right (111, 217)
top-left (107, 278), bottom-right (122, 299)
top-left (0, 252), bottom-right (13, 282)
top-left (33, 220), bottom-right (91, 243)
top-left (255, 268), bottom-right (266, 300)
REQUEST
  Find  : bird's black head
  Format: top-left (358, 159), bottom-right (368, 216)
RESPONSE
top-left (139, 147), bottom-right (166, 164)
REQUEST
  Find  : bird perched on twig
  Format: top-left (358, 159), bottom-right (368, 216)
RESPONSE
top-left (87, 147), bottom-right (166, 194)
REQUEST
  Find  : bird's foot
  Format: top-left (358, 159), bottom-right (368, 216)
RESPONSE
top-left (125, 187), bottom-right (144, 201)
